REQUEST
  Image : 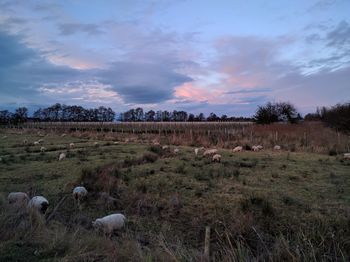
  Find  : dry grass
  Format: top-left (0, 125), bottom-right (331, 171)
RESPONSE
top-left (0, 128), bottom-right (349, 261)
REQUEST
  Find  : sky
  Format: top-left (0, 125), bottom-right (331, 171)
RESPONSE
top-left (0, 0), bottom-right (349, 117)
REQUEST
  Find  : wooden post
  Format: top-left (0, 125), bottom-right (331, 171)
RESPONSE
top-left (204, 226), bottom-right (211, 261)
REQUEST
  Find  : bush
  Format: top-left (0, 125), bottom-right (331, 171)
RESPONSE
top-left (142, 152), bottom-right (158, 163)
top-left (254, 102), bottom-right (300, 124)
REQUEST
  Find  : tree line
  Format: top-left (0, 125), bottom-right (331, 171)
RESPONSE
top-left (304, 102), bottom-right (350, 132)
top-left (2, 101), bottom-right (348, 131)
top-left (0, 103), bottom-right (115, 124)
top-left (119, 108), bottom-right (253, 122)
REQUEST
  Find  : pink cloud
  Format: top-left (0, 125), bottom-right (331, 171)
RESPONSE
top-left (174, 82), bottom-right (223, 102)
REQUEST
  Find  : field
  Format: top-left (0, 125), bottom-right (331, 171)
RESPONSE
top-left (0, 126), bottom-right (350, 261)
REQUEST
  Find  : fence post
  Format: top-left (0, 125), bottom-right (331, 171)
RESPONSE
top-left (204, 226), bottom-right (211, 261)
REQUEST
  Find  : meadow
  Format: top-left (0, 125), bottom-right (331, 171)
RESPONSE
top-left (0, 124), bottom-right (349, 261)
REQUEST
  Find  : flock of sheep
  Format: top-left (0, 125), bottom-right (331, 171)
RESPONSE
top-left (3, 133), bottom-right (350, 238)
top-left (7, 187), bottom-right (126, 236)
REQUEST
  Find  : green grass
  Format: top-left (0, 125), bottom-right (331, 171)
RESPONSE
top-left (0, 130), bottom-right (349, 261)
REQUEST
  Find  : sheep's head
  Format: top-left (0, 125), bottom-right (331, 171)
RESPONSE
top-left (40, 202), bottom-right (49, 214)
top-left (92, 219), bottom-right (103, 231)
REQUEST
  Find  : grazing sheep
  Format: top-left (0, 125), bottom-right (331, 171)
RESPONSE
top-left (194, 147), bottom-right (205, 156)
top-left (203, 149), bottom-right (218, 156)
top-left (162, 145), bottom-right (169, 150)
top-left (40, 146), bottom-right (46, 152)
top-left (344, 153), bottom-right (350, 160)
top-left (69, 142), bottom-right (75, 148)
top-left (92, 213), bottom-right (126, 236)
top-left (274, 145), bottom-right (281, 150)
top-left (232, 146), bottom-right (243, 152)
top-left (174, 148), bottom-right (180, 154)
top-left (194, 148), bottom-right (199, 156)
top-left (94, 142), bottom-right (99, 146)
top-left (252, 145), bottom-right (263, 151)
top-left (73, 186), bottom-right (88, 201)
top-left (38, 139), bottom-right (44, 143)
top-left (28, 196), bottom-right (49, 214)
top-left (212, 154), bottom-right (222, 162)
top-left (58, 152), bottom-right (66, 161)
top-left (113, 141), bottom-right (119, 145)
top-left (8, 192), bottom-right (29, 206)
top-left (61, 133), bottom-right (67, 137)
top-left (33, 141), bottom-right (40, 145)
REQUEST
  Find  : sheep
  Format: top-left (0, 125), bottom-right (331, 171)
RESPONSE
top-left (33, 141), bottom-right (40, 145)
top-left (162, 145), bottom-right (169, 150)
top-left (113, 141), bottom-right (119, 145)
top-left (174, 148), bottom-right (180, 154)
top-left (203, 149), bottom-right (218, 156)
top-left (38, 139), bottom-right (44, 143)
top-left (73, 186), bottom-right (88, 201)
top-left (252, 145), bottom-right (263, 151)
top-left (23, 139), bottom-right (28, 145)
top-left (61, 133), bottom-right (67, 137)
top-left (232, 146), bottom-right (243, 152)
top-left (40, 146), bottom-right (46, 152)
top-left (344, 153), bottom-right (350, 160)
top-left (94, 142), bottom-right (99, 146)
top-left (194, 147), bottom-right (205, 156)
top-left (274, 145), bottom-right (281, 150)
top-left (28, 196), bottom-right (49, 214)
top-left (92, 213), bottom-right (126, 236)
top-left (194, 148), bottom-right (199, 156)
top-left (58, 152), bottom-right (66, 161)
top-left (8, 192), bottom-right (29, 206)
top-left (69, 142), bottom-right (75, 148)
top-left (2, 135), bottom-right (7, 139)
top-left (212, 154), bottom-right (222, 162)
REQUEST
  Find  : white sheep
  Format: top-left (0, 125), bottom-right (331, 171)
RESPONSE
top-left (38, 139), bottom-right (44, 143)
top-left (162, 145), bottom-right (169, 150)
top-left (344, 153), bottom-right (350, 160)
top-left (203, 149), bottom-right (218, 156)
top-left (252, 145), bottom-right (263, 151)
top-left (8, 192), bottom-right (29, 206)
top-left (194, 147), bottom-right (205, 156)
top-left (33, 141), bottom-right (40, 145)
top-left (232, 146), bottom-right (243, 152)
top-left (194, 148), bottom-right (199, 156)
top-left (274, 145), bottom-right (281, 150)
top-left (212, 154), bottom-right (222, 162)
top-left (73, 186), bottom-right (88, 201)
top-left (58, 152), bottom-right (66, 161)
top-left (92, 213), bottom-right (126, 236)
top-left (174, 148), bottom-right (180, 154)
top-left (113, 141), bottom-right (119, 145)
top-left (28, 196), bottom-right (49, 214)
top-left (94, 142), bottom-right (99, 146)
top-left (61, 133), bottom-right (67, 137)
top-left (69, 143), bottom-right (75, 148)
top-left (40, 146), bottom-right (46, 152)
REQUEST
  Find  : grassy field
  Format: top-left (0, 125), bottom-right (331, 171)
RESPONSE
top-left (0, 129), bottom-right (349, 261)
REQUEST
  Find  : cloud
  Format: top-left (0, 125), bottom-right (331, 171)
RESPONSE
top-left (326, 20), bottom-right (350, 48)
top-left (97, 62), bottom-right (192, 104)
top-left (58, 23), bottom-right (104, 36)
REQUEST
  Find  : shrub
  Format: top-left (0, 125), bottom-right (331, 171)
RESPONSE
top-left (142, 152), bottom-right (158, 163)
